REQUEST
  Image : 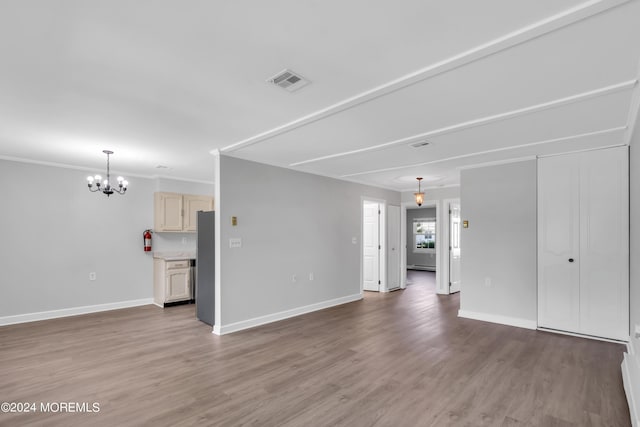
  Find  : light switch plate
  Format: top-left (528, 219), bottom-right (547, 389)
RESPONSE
top-left (229, 238), bottom-right (242, 248)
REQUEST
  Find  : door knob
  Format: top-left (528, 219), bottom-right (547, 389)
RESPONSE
top-left (568, 258), bottom-right (574, 263)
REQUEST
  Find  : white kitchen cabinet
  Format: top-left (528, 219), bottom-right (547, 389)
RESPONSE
top-left (184, 195), bottom-right (214, 231)
top-left (154, 192), bottom-right (213, 232)
top-left (155, 192), bottom-right (184, 231)
top-left (538, 146), bottom-right (629, 341)
top-left (153, 259), bottom-right (192, 306)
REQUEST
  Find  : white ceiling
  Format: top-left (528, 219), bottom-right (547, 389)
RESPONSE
top-left (1, 0), bottom-right (639, 191)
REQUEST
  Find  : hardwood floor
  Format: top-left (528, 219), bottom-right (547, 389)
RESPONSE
top-left (0, 271), bottom-right (630, 426)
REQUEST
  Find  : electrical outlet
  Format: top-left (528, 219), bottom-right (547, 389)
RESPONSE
top-left (352, 237), bottom-right (357, 244)
top-left (229, 238), bottom-right (242, 248)
top-left (484, 277), bottom-right (492, 287)
top-left (292, 274), bottom-right (297, 283)
top-left (89, 272), bottom-right (96, 281)
top-left (309, 272), bottom-right (314, 281)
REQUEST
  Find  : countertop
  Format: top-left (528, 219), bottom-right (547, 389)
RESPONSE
top-left (152, 251), bottom-right (196, 260)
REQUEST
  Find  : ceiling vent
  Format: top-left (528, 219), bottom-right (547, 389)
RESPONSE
top-left (267, 69), bottom-right (310, 92)
top-left (409, 140), bottom-right (431, 148)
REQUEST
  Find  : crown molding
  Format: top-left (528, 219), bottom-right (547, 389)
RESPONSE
top-left (457, 156), bottom-right (538, 171)
top-left (535, 143), bottom-right (627, 158)
top-left (221, 0), bottom-right (630, 155)
top-left (338, 126), bottom-right (627, 178)
top-left (399, 183), bottom-right (461, 192)
top-left (624, 57), bottom-right (640, 145)
top-left (0, 155), bottom-right (215, 185)
top-left (153, 175), bottom-right (215, 185)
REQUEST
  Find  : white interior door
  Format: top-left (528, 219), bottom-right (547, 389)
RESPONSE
top-left (578, 147), bottom-right (629, 340)
top-left (538, 147), bottom-right (628, 341)
top-left (538, 154), bottom-right (581, 333)
top-left (387, 205), bottom-right (400, 291)
top-left (449, 202), bottom-right (461, 293)
top-left (363, 202), bottom-right (380, 291)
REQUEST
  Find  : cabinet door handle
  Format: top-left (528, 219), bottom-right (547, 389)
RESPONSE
top-left (568, 258), bottom-right (574, 263)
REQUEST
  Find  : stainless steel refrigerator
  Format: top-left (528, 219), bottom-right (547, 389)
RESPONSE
top-left (196, 211), bottom-right (215, 326)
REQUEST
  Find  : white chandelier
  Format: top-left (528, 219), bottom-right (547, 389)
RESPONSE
top-left (86, 150), bottom-right (129, 197)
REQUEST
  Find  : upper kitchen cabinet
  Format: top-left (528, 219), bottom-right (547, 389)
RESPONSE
top-left (154, 192), bottom-right (214, 232)
top-left (184, 195), bottom-right (214, 231)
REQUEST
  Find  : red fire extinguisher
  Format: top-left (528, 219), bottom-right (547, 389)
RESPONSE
top-left (143, 229), bottom-right (153, 252)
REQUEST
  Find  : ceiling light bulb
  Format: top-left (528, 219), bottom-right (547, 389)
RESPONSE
top-left (122, 180), bottom-right (129, 187)
top-left (117, 176), bottom-right (124, 183)
top-left (87, 176), bottom-right (94, 183)
top-left (94, 175), bottom-right (102, 182)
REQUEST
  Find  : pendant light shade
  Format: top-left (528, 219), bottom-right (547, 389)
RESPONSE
top-left (414, 177), bottom-right (424, 206)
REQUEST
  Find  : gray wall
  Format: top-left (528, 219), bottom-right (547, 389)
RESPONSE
top-left (0, 159), bottom-right (213, 319)
top-left (406, 207), bottom-right (436, 269)
top-left (459, 160), bottom-right (537, 325)
top-left (217, 155), bottom-right (400, 327)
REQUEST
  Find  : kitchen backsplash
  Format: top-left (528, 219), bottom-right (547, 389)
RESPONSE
top-left (152, 232), bottom-right (197, 253)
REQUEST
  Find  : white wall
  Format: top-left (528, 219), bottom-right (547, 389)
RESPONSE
top-left (458, 160), bottom-right (537, 329)
top-left (155, 177), bottom-right (213, 195)
top-left (215, 155), bottom-right (400, 333)
top-left (0, 159), bottom-right (213, 323)
top-left (401, 186), bottom-right (459, 204)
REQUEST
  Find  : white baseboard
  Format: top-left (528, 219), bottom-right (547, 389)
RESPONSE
top-left (624, 340), bottom-right (640, 427)
top-left (407, 265), bottom-right (436, 272)
top-left (457, 309), bottom-right (537, 330)
top-left (0, 298), bottom-right (154, 326)
top-left (213, 293), bottom-right (363, 335)
top-left (537, 327), bottom-right (628, 344)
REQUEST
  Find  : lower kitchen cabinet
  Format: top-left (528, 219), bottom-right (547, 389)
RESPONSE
top-left (154, 259), bottom-right (192, 306)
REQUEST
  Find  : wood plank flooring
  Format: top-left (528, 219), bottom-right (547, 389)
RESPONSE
top-left (0, 271), bottom-right (630, 426)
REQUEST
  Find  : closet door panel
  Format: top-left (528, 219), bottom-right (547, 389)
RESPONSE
top-left (579, 147), bottom-right (629, 340)
top-left (537, 155), bottom-right (581, 332)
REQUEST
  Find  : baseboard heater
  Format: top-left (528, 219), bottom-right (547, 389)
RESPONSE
top-left (408, 264), bottom-right (436, 272)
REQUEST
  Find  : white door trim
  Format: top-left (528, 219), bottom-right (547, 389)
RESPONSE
top-left (361, 197), bottom-right (387, 292)
top-left (443, 198), bottom-right (461, 294)
top-left (386, 205), bottom-right (401, 292)
top-left (401, 200), bottom-right (445, 294)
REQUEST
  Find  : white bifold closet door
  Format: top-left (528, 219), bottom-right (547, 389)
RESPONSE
top-left (538, 146), bottom-right (629, 341)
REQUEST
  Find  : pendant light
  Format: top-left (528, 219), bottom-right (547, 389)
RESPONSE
top-left (414, 177), bottom-right (424, 206)
top-left (86, 150), bottom-right (129, 197)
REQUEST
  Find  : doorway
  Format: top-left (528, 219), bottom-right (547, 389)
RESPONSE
top-left (401, 199), bottom-right (457, 294)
